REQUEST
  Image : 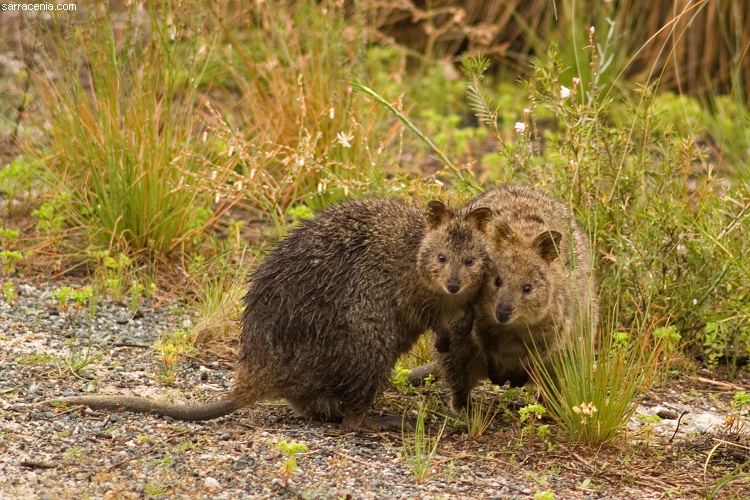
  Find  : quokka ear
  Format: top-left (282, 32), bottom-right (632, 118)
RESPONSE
top-left (425, 200), bottom-right (452, 229)
top-left (491, 220), bottom-right (515, 244)
top-left (533, 230), bottom-right (563, 262)
top-left (466, 207), bottom-right (494, 232)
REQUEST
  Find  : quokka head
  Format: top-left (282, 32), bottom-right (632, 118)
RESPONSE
top-left (481, 220), bottom-right (564, 327)
top-left (417, 200), bottom-right (493, 298)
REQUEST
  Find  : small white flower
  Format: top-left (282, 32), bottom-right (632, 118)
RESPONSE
top-left (589, 26), bottom-right (596, 36)
top-left (560, 86), bottom-right (571, 99)
top-left (523, 107), bottom-right (532, 117)
top-left (336, 131), bottom-right (354, 148)
top-left (329, 106), bottom-right (335, 119)
top-left (572, 77), bottom-right (580, 86)
top-left (514, 122), bottom-right (526, 134)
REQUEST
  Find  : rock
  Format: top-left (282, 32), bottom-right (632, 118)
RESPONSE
top-left (204, 477), bottom-right (221, 491)
top-left (656, 408), bottom-right (679, 420)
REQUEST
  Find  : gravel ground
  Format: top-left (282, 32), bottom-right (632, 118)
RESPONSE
top-left (2, 277), bottom-right (749, 499)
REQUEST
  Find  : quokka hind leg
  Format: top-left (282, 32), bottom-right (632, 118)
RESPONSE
top-left (444, 356), bottom-right (486, 413)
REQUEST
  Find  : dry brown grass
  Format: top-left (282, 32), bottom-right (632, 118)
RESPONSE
top-left (625, 0), bottom-right (750, 98)
top-left (367, 0), bottom-right (749, 101)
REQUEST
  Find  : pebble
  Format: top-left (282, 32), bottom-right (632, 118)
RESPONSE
top-left (204, 477), bottom-right (221, 491)
top-left (656, 408), bottom-right (679, 420)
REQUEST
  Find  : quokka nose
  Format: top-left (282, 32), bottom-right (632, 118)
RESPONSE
top-left (496, 304), bottom-right (512, 323)
top-left (447, 282), bottom-right (461, 294)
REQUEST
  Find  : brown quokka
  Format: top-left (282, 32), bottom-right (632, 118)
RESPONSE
top-left (44, 197), bottom-right (493, 430)
top-left (434, 185), bottom-right (599, 412)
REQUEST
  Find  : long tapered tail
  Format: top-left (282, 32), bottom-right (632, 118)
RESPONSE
top-left (41, 395), bottom-right (238, 421)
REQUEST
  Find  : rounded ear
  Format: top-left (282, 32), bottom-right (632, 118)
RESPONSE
top-left (425, 200), bottom-right (452, 229)
top-left (491, 220), bottom-right (515, 244)
top-left (533, 230), bottom-right (563, 262)
top-left (466, 207), bottom-right (494, 232)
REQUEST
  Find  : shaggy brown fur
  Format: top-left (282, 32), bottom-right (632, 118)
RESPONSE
top-left (44, 197), bottom-right (492, 429)
top-left (433, 186), bottom-right (599, 412)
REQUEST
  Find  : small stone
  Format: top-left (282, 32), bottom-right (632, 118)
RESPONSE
top-left (685, 422), bottom-right (711, 434)
top-left (656, 409), bottom-right (679, 420)
top-left (204, 477), bottom-right (220, 491)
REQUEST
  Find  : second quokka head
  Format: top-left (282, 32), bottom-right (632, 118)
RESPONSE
top-left (480, 220), bottom-right (568, 329)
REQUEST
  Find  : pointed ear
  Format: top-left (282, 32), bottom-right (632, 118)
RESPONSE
top-left (533, 230), bottom-right (563, 262)
top-left (466, 207), bottom-right (493, 232)
top-left (425, 200), bottom-right (452, 229)
top-left (491, 220), bottom-right (515, 245)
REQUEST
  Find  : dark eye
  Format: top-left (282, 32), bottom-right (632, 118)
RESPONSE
top-left (523, 284), bottom-right (532, 294)
top-left (438, 254), bottom-right (446, 263)
top-left (494, 277), bottom-right (502, 287)
top-left (465, 257), bottom-right (474, 266)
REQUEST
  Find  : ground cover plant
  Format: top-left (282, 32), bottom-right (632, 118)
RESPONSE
top-left (1, 1), bottom-right (750, 498)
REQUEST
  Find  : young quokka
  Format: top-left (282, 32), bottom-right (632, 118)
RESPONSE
top-left (43, 197), bottom-right (492, 430)
top-left (435, 185), bottom-right (599, 412)
top-left (419, 201), bottom-right (492, 354)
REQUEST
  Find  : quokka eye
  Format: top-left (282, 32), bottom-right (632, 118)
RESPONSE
top-left (465, 257), bottom-right (474, 266)
top-left (523, 284), bottom-right (532, 294)
top-left (494, 277), bottom-right (502, 287)
top-left (438, 254), bottom-right (447, 263)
